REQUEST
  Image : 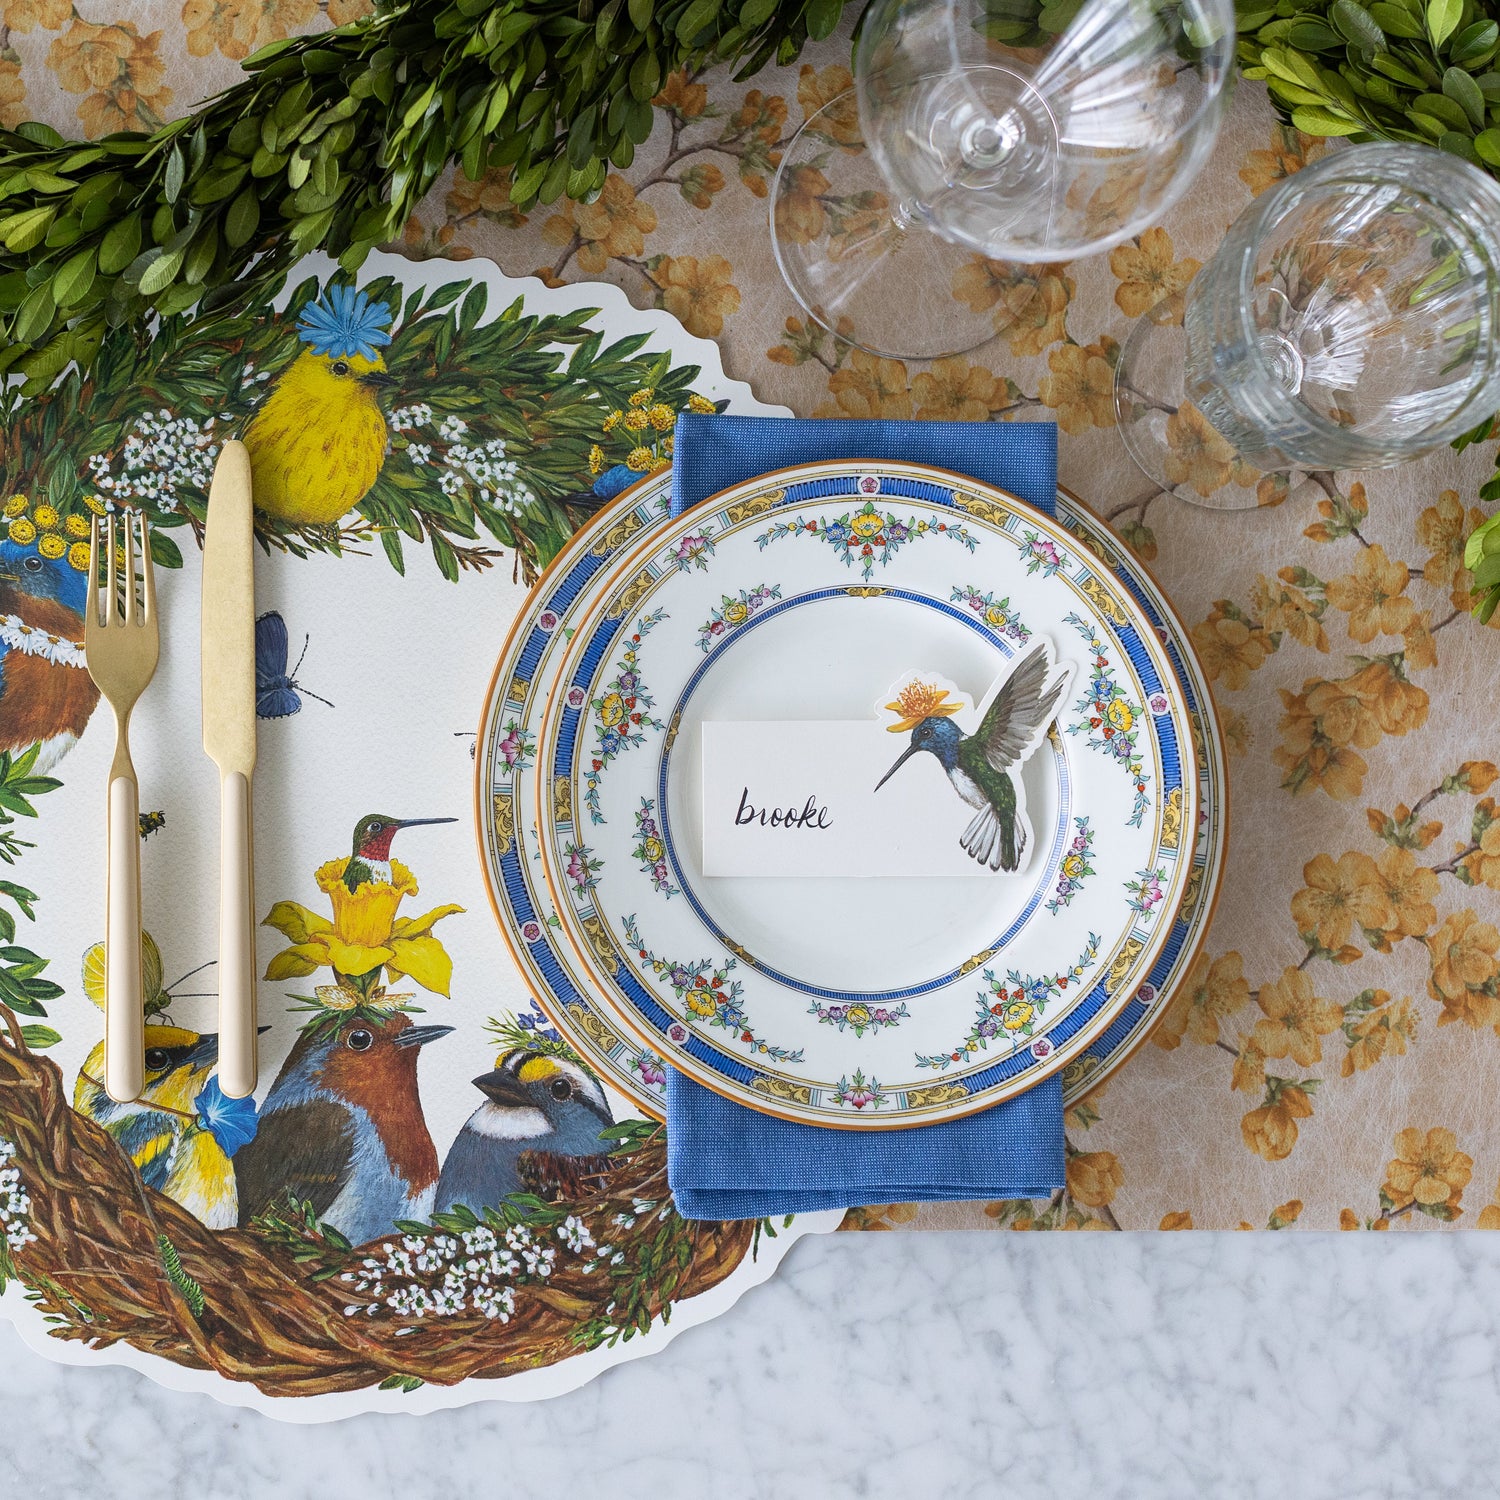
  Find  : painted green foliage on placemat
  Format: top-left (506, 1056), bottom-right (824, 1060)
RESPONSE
top-left (0, 269), bottom-right (715, 582)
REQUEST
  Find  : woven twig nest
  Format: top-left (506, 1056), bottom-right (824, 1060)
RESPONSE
top-left (0, 1009), bottom-right (753, 1397)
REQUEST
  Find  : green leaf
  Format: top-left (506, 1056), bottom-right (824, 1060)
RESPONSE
top-left (224, 184), bottom-right (261, 248)
top-left (1414, 90), bottom-right (1472, 129)
top-left (19, 1025), bottom-right (60, 1049)
top-left (806, 0), bottom-right (843, 38)
top-left (13, 281), bottom-right (54, 345)
top-left (1443, 65), bottom-right (1486, 128)
top-left (1332, 0), bottom-right (1387, 54)
top-left (1291, 105), bottom-right (1365, 133)
top-left (1369, 0), bottom-right (1425, 37)
top-left (15, 121), bottom-right (64, 149)
top-left (674, 0), bottom-right (718, 41)
top-left (99, 212), bottom-right (142, 275)
top-left (1451, 19), bottom-right (1500, 65)
top-left (1428, 0), bottom-right (1461, 49)
top-left (1287, 19), bottom-right (1342, 49)
top-left (52, 246), bottom-right (96, 307)
top-left (137, 247), bottom-right (185, 296)
top-left (164, 143), bottom-right (185, 204)
top-left (1, 206), bottom-right (54, 253)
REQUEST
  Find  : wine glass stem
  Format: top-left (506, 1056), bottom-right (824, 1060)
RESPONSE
top-left (891, 197), bottom-right (925, 231)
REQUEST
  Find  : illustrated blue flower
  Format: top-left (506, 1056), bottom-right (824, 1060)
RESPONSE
top-left (194, 1077), bottom-right (259, 1157)
top-left (599, 728), bottom-right (623, 757)
top-left (823, 521), bottom-right (850, 546)
top-left (296, 285), bottom-right (394, 361)
top-left (516, 998), bottom-right (563, 1045)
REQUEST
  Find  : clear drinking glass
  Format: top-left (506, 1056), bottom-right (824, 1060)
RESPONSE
top-left (1114, 143), bottom-right (1500, 508)
top-left (770, 0), bottom-right (1236, 360)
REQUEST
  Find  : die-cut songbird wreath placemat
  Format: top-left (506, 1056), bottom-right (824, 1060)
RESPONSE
top-left (0, 251), bottom-right (841, 1420)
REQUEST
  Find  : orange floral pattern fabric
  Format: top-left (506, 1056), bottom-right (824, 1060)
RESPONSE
top-left (4, 13), bottom-right (1498, 1229)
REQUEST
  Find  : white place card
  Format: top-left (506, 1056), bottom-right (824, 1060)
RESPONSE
top-left (701, 719), bottom-right (1008, 878)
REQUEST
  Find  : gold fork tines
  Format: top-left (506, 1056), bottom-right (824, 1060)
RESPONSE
top-left (83, 511), bottom-right (160, 1102)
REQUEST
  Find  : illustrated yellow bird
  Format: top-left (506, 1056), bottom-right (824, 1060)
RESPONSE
top-left (241, 285), bottom-right (396, 527)
top-left (73, 936), bottom-right (259, 1230)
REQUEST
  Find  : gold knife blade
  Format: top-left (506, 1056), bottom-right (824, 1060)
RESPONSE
top-left (202, 439), bottom-right (258, 1098)
top-left (202, 440), bottom-right (256, 775)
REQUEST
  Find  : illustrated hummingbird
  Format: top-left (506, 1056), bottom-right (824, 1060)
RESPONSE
top-left (875, 642), bottom-right (1072, 873)
top-left (233, 1010), bottom-right (455, 1245)
top-left (343, 814), bottom-right (457, 892)
top-left (0, 535), bottom-right (99, 770)
top-left (434, 1047), bottom-right (614, 1215)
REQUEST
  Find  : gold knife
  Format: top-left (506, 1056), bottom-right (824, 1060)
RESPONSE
top-left (201, 440), bottom-right (258, 1098)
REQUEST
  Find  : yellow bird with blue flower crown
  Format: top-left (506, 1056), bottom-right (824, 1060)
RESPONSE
top-left (73, 935), bottom-right (259, 1229)
top-left (241, 285), bottom-right (397, 527)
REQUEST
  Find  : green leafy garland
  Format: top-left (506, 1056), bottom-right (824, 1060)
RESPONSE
top-left (1236, 0), bottom-right (1500, 619)
top-left (0, 0), bottom-right (849, 391)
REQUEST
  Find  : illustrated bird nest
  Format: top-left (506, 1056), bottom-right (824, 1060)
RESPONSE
top-left (0, 1009), bottom-right (756, 1397)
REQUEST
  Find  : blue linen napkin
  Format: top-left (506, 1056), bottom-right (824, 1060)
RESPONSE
top-left (665, 413), bottom-right (1064, 1221)
top-left (670, 413), bottom-right (1058, 519)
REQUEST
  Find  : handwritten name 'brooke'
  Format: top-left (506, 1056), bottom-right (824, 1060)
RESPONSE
top-left (735, 787), bottom-right (832, 831)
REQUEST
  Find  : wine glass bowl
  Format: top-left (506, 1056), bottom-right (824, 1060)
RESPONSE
top-left (1116, 143), bottom-right (1500, 504)
top-left (769, 0), bottom-right (1236, 360)
top-left (856, 0), bottom-right (1234, 261)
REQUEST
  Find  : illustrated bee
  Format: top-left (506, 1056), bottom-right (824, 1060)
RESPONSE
top-left (138, 810), bottom-right (166, 840)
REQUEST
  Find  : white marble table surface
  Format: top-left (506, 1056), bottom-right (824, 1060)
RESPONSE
top-left (7, 1232), bottom-right (1499, 1499)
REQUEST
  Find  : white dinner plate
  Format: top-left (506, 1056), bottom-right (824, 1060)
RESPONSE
top-left (476, 475), bottom-right (1226, 1125)
top-left (533, 462), bottom-right (1199, 1127)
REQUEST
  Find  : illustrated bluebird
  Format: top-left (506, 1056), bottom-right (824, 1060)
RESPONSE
top-left (232, 1010), bottom-right (454, 1245)
top-left (74, 1025), bottom-right (258, 1230)
top-left (876, 642), bottom-right (1072, 872)
top-left (0, 531), bottom-right (99, 770)
top-left (434, 1047), bottom-right (614, 1215)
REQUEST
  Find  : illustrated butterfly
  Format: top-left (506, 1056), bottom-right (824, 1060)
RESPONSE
top-left (82, 933), bottom-right (216, 1019)
top-left (255, 610), bottom-right (334, 719)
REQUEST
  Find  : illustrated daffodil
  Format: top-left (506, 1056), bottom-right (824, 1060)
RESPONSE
top-left (263, 857), bottom-right (463, 996)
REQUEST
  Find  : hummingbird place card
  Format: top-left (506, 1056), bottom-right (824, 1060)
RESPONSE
top-left (699, 643), bottom-right (1074, 879)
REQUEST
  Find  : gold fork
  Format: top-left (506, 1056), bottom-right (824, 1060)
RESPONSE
top-left (84, 511), bottom-right (159, 1102)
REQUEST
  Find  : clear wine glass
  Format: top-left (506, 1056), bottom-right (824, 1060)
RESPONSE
top-left (1113, 143), bottom-right (1500, 509)
top-left (770, 0), bottom-right (1236, 360)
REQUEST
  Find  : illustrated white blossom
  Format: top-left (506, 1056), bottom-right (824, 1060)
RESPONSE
top-left (87, 409), bottom-right (222, 511)
top-left (338, 1210), bottom-right (592, 1320)
top-left (558, 1215), bottom-right (594, 1253)
top-left (389, 402), bottom-right (433, 431)
top-left (442, 436), bottom-right (538, 516)
top-left (0, 1138), bottom-right (36, 1254)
